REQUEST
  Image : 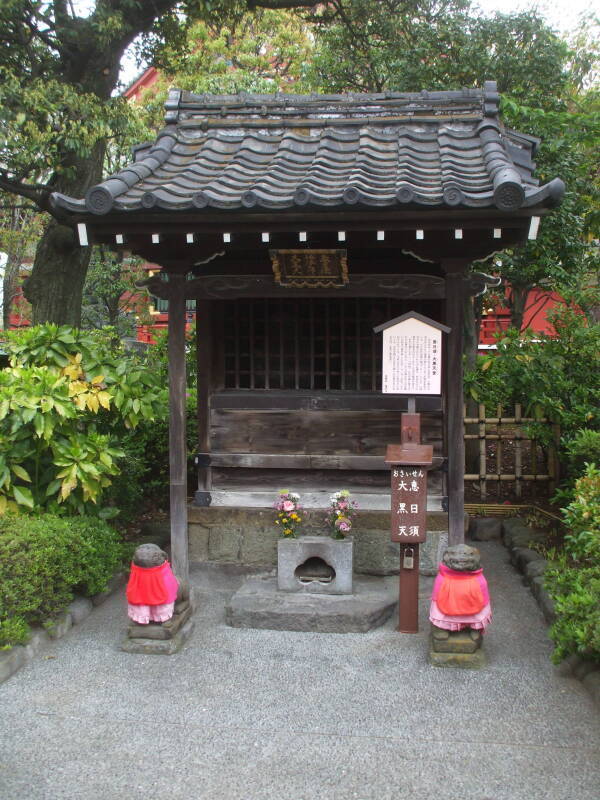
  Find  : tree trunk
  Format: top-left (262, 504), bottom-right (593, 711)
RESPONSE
top-left (24, 141), bottom-right (105, 326)
top-left (509, 285), bottom-right (528, 331)
top-left (24, 222), bottom-right (91, 326)
top-left (2, 250), bottom-right (21, 330)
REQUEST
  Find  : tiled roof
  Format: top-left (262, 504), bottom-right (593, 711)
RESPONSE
top-left (52, 82), bottom-right (564, 216)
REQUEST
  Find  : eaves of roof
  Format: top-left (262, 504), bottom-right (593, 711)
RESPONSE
top-left (51, 81), bottom-right (564, 218)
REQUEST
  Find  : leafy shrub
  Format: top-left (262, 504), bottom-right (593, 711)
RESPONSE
top-left (562, 464), bottom-right (600, 564)
top-left (545, 464), bottom-right (600, 664)
top-left (545, 560), bottom-right (600, 664)
top-left (0, 325), bottom-right (167, 516)
top-left (0, 514), bottom-right (129, 647)
top-left (119, 392), bottom-right (198, 511)
top-left (563, 431), bottom-right (600, 483)
top-left (466, 308), bottom-right (600, 493)
top-left (469, 309), bottom-right (600, 440)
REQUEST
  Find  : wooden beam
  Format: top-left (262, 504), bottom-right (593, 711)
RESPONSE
top-left (168, 272), bottom-right (189, 579)
top-left (210, 390), bottom-right (443, 412)
top-left (195, 452), bottom-right (389, 470)
top-left (443, 260), bottom-right (468, 545)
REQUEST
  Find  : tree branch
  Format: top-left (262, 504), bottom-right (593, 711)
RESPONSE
top-left (247, 0), bottom-right (320, 8)
top-left (0, 176), bottom-right (49, 211)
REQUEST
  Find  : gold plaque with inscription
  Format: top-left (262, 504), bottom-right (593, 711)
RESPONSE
top-left (270, 249), bottom-right (349, 288)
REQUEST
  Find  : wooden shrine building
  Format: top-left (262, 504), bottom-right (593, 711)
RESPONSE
top-left (52, 82), bottom-right (564, 578)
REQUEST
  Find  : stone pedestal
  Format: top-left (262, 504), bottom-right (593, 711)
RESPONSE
top-left (121, 595), bottom-right (195, 655)
top-left (428, 625), bottom-right (486, 669)
top-left (226, 574), bottom-right (396, 632)
top-left (277, 536), bottom-right (353, 594)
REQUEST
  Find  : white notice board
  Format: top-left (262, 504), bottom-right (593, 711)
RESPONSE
top-left (380, 316), bottom-right (442, 395)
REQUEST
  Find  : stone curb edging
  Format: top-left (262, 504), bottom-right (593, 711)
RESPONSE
top-left (471, 516), bottom-right (600, 709)
top-left (0, 573), bottom-right (125, 686)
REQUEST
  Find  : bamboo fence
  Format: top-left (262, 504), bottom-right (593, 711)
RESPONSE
top-left (464, 403), bottom-right (560, 501)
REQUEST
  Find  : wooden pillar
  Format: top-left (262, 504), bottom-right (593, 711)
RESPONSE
top-left (168, 272), bottom-right (189, 579)
top-left (195, 299), bottom-right (212, 506)
top-left (443, 262), bottom-right (467, 545)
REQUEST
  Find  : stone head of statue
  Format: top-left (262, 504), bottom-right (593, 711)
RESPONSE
top-left (442, 544), bottom-right (481, 572)
top-left (133, 543), bottom-right (168, 568)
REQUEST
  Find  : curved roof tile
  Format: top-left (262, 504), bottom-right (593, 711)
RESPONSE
top-left (52, 82), bottom-right (564, 216)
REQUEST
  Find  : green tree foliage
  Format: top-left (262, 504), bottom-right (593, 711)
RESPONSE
top-left (307, 3), bottom-right (599, 330)
top-left (132, 2), bottom-right (312, 132)
top-left (494, 85), bottom-right (600, 329)
top-left (81, 248), bottom-right (146, 336)
top-left (306, 2), bottom-right (572, 100)
top-left (0, 0), bottom-right (319, 325)
top-left (0, 324), bottom-right (167, 515)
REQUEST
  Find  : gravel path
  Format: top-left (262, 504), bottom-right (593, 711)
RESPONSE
top-left (0, 541), bottom-right (598, 800)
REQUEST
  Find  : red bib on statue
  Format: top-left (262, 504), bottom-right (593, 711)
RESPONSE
top-left (436, 573), bottom-right (485, 616)
top-left (126, 562), bottom-right (176, 606)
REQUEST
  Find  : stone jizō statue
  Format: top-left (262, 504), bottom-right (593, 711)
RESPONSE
top-left (429, 544), bottom-right (492, 641)
top-left (126, 544), bottom-right (181, 625)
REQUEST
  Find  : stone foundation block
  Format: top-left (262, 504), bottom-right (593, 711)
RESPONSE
top-left (419, 530), bottom-right (448, 576)
top-left (188, 523), bottom-right (209, 561)
top-left (469, 517), bottom-right (502, 541)
top-left (127, 603), bottom-right (193, 641)
top-left (511, 547), bottom-right (543, 572)
top-left (226, 575), bottom-right (396, 633)
top-left (582, 671), bottom-right (600, 708)
top-left (23, 630), bottom-right (51, 660)
top-left (208, 528), bottom-right (242, 561)
top-left (121, 618), bottom-right (195, 655)
top-left (91, 573), bottom-right (125, 606)
top-left (428, 648), bottom-right (487, 669)
top-left (69, 597), bottom-right (93, 625)
top-left (277, 536), bottom-right (353, 594)
top-left (241, 528), bottom-right (278, 566)
top-left (430, 627), bottom-right (481, 654)
top-left (538, 589), bottom-right (556, 625)
top-left (525, 559), bottom-right (548, 582)
top-left (45, 612), bottom-right (72, 640)
top-left (0, 646), bottom-right (26, 683)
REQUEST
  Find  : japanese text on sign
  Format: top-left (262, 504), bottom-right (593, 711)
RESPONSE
top-left (381, 317), bottom-right (442, 395)
top-left (391, 467), bottom-right (427, 543)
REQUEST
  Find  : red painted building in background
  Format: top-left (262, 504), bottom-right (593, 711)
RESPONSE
top-left (478, 288), bottom-right (565, 348)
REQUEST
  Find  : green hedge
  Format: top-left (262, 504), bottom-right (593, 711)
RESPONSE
top-left (545, 464), bottom-right (600, 665)
top-left (0, 514), bottom-right (129, 648)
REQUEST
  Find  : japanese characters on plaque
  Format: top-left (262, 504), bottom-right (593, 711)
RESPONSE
top-left (390, 467), bottom-right (427, 543)
top-left (380, 316), bottom-right (442, 395)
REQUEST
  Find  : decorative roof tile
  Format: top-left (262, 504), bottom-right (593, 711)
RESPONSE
top-left (52, 82), bottom-right (564, 217)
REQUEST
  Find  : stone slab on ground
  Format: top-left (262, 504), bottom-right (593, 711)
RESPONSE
top-left (226, 574), bottom-right (397, 632)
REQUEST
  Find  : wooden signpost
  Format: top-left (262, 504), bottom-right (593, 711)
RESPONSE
top-left (374, 313), bottom-right (450, 633)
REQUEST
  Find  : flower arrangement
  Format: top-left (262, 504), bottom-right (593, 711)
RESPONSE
top-left (274, 490), bottom-right (302, 538)
top-left (326, 489), bottom-right (359, 539)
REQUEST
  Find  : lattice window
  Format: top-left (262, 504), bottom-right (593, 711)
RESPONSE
top-left (223, 298), bottom-right (439, 390)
